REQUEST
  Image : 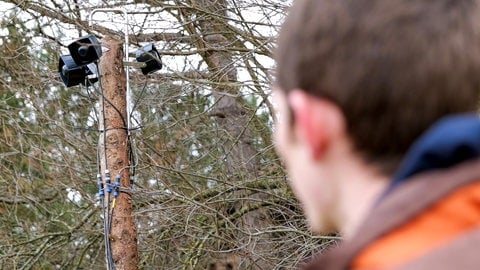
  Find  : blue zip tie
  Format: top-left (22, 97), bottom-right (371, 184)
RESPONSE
top-left (113, 174), bottom-right (121, 198)
top-left (105, 170), bottom-right (113, 193)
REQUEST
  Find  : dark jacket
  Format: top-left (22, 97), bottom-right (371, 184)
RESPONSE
top-left (302, 115), bottom-right (480, 270)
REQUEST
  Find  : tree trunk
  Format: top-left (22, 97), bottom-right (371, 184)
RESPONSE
top-left (189, 1), bottom-right (273, 268)
top-left (99, 38), bottom-right (139, 270)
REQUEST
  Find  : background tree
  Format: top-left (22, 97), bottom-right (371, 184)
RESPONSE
top-left (0, 1), bottom-right (338, 269)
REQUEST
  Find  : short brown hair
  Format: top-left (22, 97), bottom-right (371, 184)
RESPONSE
top-left (276, 0), bottom-right (480, 173)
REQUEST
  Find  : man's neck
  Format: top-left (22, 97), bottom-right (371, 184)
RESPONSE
top-left (333, 156), bottom-right (390, 238)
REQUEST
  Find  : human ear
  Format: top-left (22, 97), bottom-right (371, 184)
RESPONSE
top-left (288, 90), bottom-right (344, 160)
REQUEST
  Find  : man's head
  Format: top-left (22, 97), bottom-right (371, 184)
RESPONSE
top-left (274, 0), bottom-right (480, 233)
top-left (276, 0), bottom-right (480, 173)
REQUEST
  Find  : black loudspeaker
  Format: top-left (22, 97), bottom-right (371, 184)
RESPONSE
top-left (67, 34), bottom-right (103, 66)
top-left (58, 55), bottom-right (98, 87)
top-left (135, 43), bottom-right (162, 75)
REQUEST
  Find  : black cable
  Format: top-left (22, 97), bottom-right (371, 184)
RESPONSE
top-left (105, 170), bottom-right (115, 270)
top-left (127, 79), bottom-right (145, 184)
top-left (130, 78), bottom-right (148, 117)
top-left (129, 143), bottom-right (137, 189)
top-left (127, 131), bottom-right (138, 190)
top-left (84, 80), bottom-right (100, 128)
top-left (128, 77), bottom-right (149, 189)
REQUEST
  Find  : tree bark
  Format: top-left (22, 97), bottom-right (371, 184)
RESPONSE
top-left (99, 38), bottom-right (139, 270)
